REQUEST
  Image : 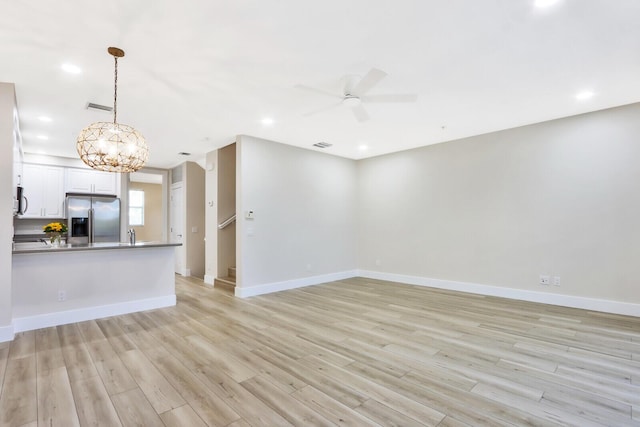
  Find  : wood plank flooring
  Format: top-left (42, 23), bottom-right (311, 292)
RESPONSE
top-left (0, 275), bottom-right (639, 426)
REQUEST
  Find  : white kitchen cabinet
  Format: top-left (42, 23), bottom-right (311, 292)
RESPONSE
top-left (12, 110), bottom-right (23, 190)
top-left (21, 164), bottom-right (65, 218)
top-left (92, 169), bottom-right (119, 193)
top-left (13, 111), bottom-right (23, 215)
top-left (66, 168), bottom-right (119, 195)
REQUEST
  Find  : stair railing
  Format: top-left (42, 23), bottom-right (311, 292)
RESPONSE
top-left (218, 214), bottom-right (236, 230)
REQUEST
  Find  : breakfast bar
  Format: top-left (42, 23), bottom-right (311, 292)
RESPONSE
top-left (12, 241), bottom-right (181, 332)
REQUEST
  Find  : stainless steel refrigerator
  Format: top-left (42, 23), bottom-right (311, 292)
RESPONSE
top-left (66, 193), bottom-right (120, 244)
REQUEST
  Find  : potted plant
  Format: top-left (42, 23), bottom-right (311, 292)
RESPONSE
top-left (43, 222), bottom-right (68, 247)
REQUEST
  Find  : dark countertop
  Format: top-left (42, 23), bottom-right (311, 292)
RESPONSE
top-left (12, 241), bottom-right (182, 254)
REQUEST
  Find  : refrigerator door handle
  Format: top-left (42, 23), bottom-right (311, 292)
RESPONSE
top-left (88, 208), bottom-right (94, 243)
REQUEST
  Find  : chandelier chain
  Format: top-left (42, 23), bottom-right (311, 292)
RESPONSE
top-left (113, 56), bottom-right (118, 124)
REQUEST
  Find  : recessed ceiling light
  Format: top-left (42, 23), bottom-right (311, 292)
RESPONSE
top-left (261, 118), bottom-right (274, 126)
top-left (575, 90), bottom-right (595, 101)
top-left (358, 145), bottom-right (368, 151)
top-left (38, 116), bottom-right (53, 122)
top-left (61, 63), bottom-right (82, 74)
top-left (36, 135), bottom-right (49, 140)
top-left (534, 0), bottom-right (560, 8)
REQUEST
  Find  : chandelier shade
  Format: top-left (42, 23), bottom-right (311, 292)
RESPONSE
top-left (76, 122), bottom-right (148, 173)
top-left (76, 47), bottom-right (148, 173)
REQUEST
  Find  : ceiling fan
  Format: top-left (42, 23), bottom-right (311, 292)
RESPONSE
top-left (295, 68), bottom-right (418, 122)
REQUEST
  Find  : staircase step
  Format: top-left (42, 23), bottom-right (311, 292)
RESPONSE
top-left (228, 267), bottom-right (236, 278)
top-left (214, 276), bottom-right (236, 292)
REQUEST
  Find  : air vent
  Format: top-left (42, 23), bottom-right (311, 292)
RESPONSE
top-left (178, 152), bottom-right (191, 156)
top-left (313, 142), bottom-right (332, 148)
top-left (86, 102), bottom-right (113, 112)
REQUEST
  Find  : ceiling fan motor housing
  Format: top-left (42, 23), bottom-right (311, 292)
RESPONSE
top-left (342, 95), bottom-right (361, 108)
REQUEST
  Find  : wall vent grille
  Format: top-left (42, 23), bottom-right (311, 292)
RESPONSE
top-left (313, 142), bottom-right (332, 148)
top-left (86, 102), bottom-right (113, 112)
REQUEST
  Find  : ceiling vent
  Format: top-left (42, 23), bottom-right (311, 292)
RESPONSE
top-left (313, 142), bottom-right (332, 148)
top-left (178, 152), bottom-right (191, 156)
top-left (86, 102), bottom-right (113, 112)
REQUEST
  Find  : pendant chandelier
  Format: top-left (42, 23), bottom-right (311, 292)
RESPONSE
top-left (76, 47), bottom-right (148, 173)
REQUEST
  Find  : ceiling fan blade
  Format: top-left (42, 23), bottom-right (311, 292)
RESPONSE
top-left (352, 68), bottom-right (387, 96)
top-left (295, 84), bottom-right (342, 99)
top-left (351, 104), bottom-right (370, 122)
top-left (302, 102), bottom-right (342, 117)
top-left (360, 94), bottom-right (418, 103)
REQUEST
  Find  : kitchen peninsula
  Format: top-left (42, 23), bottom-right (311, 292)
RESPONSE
top-left (12, 241), bottom-right (180, 333)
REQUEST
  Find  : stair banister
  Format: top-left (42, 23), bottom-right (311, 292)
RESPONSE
top-left (218, 214), bottom-right (236, 230)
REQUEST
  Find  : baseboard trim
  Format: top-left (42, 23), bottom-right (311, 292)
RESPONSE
top-left (235, 270), bottom-right (358, 298)
top-left (204, 275), bottom-right (215, 287)
top-left (358, 270), bottom-right (640, 317)
top-left (12, 294), bottom-right (177, 334)
top-left (0, 323), bottom-right (14, 343)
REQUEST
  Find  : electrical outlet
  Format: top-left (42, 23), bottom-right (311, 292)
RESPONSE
top-left (539, 275), bottom-right (550, 285)
top-left (553, 276), bottom-right (561, 286)
top-left (57, 290), bottom-right (67, 302)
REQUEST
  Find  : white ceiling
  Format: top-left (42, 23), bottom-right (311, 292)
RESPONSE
top-left (2, 0), bottom-right (640, 169)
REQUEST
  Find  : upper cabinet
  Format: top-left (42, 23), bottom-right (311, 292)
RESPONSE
top-left (66, 168), bottom-right (119, 195)
top-left (17, 163), bottom-right (121, 219)
top-left (21, 164), bottom-right (65, 218)
top-left (12, 102), bottom-right (23, 190)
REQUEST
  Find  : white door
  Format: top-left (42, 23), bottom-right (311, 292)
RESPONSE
top-left (170, 183), bottom-right (185, 275)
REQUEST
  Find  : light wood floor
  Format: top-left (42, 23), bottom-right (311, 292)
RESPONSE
top-left (1, 276), bottom-right (639, 426)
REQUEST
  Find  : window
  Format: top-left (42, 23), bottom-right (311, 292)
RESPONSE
top-left (129, 189), bottom-right (145, 226)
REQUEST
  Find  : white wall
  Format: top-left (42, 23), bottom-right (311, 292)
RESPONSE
top-left (185, 162), bottom-right (206, 278)
top-left (204, 150), bottom-right (218, 284)
top-left (358, 102), bottom-right (640, 308)
top-left (236, 135), bottom-right (358, 295)
top-left (0, 83), bottom-right (16, 341)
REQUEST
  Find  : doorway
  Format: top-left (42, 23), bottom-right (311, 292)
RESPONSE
top-left (129, 172), bottom-right (165, 242)
top-left (217, 144), bottom-right (236, 281)
top-left (170, 182), bottom-right (185, 275)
